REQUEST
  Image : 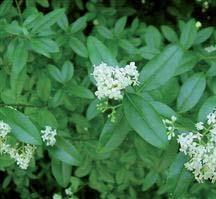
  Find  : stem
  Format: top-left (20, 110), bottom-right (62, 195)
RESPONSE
top-left (71, 137), bottom-right (98, 141)
top-left (15, 0), bottom-right (23, 22)
top-left (0, 103), bottom-right (46, 108)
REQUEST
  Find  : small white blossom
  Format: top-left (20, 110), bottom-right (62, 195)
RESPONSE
top-left (207, 111), bottom-right (216, 125)
top-left (65, 188), bottom-right (73, 196)
top-left (195, 122), bottom-right (204, 130)
top-left (171, 115), bottom-right (177, 122)
top-left (205, 45), bottom-right (216, 53)
top-left (92, 62), bottom-right (139, 100)
top-left (41, 126), bottom-right (57, 146)
top-left (0, 121), bottom-right (11, 138)
top-left (53, 193), bottom-right (62, 199)
top-left (195, 21), bottom-right (202, 28)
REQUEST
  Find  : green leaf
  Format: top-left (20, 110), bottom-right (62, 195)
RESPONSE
top-left (86, 99), bottom-right (100, 120)
top-left (150, 101), bottom-right (176, 118)
top-left (48, 64), bottom-right (63, 83)
top-left (158, 140), bottom-right (178, 171)
top-left (51, 158), bottom-right (72, 187)
top-left (49, 137), bottom-right (81, 166)
top-left (57, 13), bottom-right (69, 31)
top-left (30, 38), bottom-right (59, 57)
top-left (142, 170), bottom-right (158, 191)
top-left (96, 25), bottom-right (113, 39)
top-left (0, 107), bottom-right (42, 145)
top-left (61, 61), bottom-right (74, 82)
top-left (139, 46), bottom-right (160, 60)
top-left (68, 84), bottom-right (94, 99)
top-left (194, 27), bottom-right (214, 44)
top-left (114, 16), bottom-right (127, 35)
top-left (177, 73), bottom-right (206, 113)
top-left (71, 16), bottom-right (87, 33)
top-left (160, 153), bottom-right (193, 197)
top-left (180, 19), bottom-right (197, 49)
top-left (75, 156), bottom-right (92, 177)
top-left (87, 36), bottom-right (118, 65)
top-left (161, 25), bottom-right (178, 43)
top-left (119, 39), bottom-right (137, 54)
top-left (11, 39), bottom-right (28, 77)
top-left (26, 108), bottom-right (58, 128)
top-left (144, 26), bottom-right (162, 49)
top-left (198, 96), bottom-right (216, 121)
top-left (49, 61), bottom-right (74, 84)
top-left (0, 0), bottom-right (12, 17)
top-left (0, 155), bottom-right (14, 169)
top-left (139, 45), bottom-right (183, 91)
top-left (37, 74), bottom-right (51, 101)
top-left (123, 93), bottom-right (168, 149)
top-left (31, 8), bottom-right (65, 33)
top-left (175, 52), bottom-right (198, 76)
top-left (69, 37), bottom-right (88, 58)
top-left (4, 21), bottom-right (23, 35)
top-left (36, 0), bottom-right (49, 7)
top-left (98, 111), bottom-right (130, 153)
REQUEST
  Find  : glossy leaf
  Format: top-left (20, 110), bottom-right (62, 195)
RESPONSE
top-left (87, 36), bottom-right (118, 65)
top-left (51, 158), bottom-right (72, 187)
top-left (0, 108), bottom-right (42, 145)
top-left (123, 93), bottom-right (168, 148)
top-left (139, 45), bottom-right (183, 91)
top-left (177, 73), bottom-right (206, 113)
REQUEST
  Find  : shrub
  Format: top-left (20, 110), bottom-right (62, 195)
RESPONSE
top-left (0, 0), bottom-right (216, 198)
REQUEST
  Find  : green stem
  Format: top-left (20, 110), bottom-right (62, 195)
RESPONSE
top-left (0, 103), bottom-right (46, 108)
top-left (15, 0), bottom-right (23, 23)
top-left (71, 137), bottom-right (98, 141)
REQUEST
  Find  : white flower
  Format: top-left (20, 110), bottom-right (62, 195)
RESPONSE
top-left (171, 116), bottom-right (177, 122)
top-left (14, 144), bottom-right (36, 169)
top-left (0, 121), bottom-right (11, 138)
top-left (177, 132), bottom-right (197, 154)
top-left (205, 45), bottom-right (216, 53)
top-left (92, 62), bottom-right (139, 100)
top-left (41, 126), bottom-right (57, 146)
top-left (195, 122), bottom-right (204, 130)
top-left (65, 188), bottom-right (73, 196)
top-left (176, 109), bottom-right (216, 183)
top-left (207, 112), bottom-right (216, 125)
top-left (53, 193), bottom-right (62, 199)
top-left (195, 21), bottom-right (202, 28)
top-left (0, 140), bottom-right (36, 170)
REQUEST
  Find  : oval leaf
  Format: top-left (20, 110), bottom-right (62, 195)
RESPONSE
top-left (0, 107), bottom-right (41, 145)
top-left (139, 45), bottom-right (183, 91)
top-left (177, 73), bottom-right (206, 113)
top-left (123, 93), bottom-right (168, 149)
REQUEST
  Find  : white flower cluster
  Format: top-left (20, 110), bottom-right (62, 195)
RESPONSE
top-left (162, 116), bottom-right (177, 140)
top-left (41, 126), bottom-right (57, 146)
top-left (0, 120), bottom-right (11, 138)
top-left (92, 62), bottom-right (139, 100)
top-left (0, 121), bottom-right (36, 169)
top-left (2, 144), bottom-right (36, 170)
top-left (177, 109), bottom-right (216, 183)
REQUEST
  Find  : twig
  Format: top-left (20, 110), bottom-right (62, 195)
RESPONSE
top-left (0, 103), bottom-right (46, 108)
top-left (15, 0), bottom-right (23, 22)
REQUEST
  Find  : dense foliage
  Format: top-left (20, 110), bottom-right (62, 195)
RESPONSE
top-left (1, 0), bottom-right (216, 198)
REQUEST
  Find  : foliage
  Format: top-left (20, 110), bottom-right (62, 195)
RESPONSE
top-left (0, 0), bottom-right (216, 199)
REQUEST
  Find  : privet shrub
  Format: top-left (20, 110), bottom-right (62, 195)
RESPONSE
top-left (1, 0), bottom-right (216, 198)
